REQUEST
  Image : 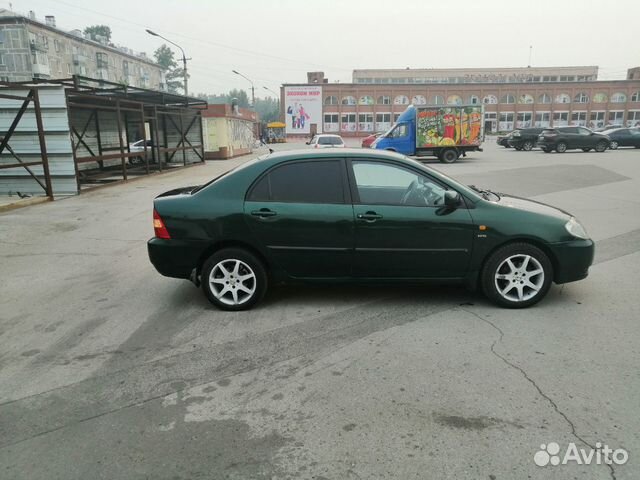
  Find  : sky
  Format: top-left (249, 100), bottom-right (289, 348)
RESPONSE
top-left (10, 0), bottom-right (640, 98)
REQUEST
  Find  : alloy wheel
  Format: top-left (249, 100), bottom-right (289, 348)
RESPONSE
top-left (595, 141), bottom-right (607, 152)
top-left (556, 142), bottom-right (567, 153)
top-left (523, 141), bottom-right (533, 151)
top-left (209, 259), bottom-right (257, 306)
top-left (494, 254), bottom-right (544, 302)
top-left (609, 141), bottom-right (618, 150)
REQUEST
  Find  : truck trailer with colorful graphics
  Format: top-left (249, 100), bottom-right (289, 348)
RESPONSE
top-left (372, 105), bottom-right (484, 163)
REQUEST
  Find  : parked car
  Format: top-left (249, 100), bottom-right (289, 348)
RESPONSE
top-left (362, 132), bottom-right (382, 148)
top-left (601, 127), bottom-right (640, 149)
top-left (148, 149), bottom-right (594, 311)
top-left (536, 127), bottom-right (610, 153)
top-left (496, 130), bottom-right (518, 148)
top-left (307, 134), bottom-right (345, 148)
top-left (594, 124), bottom-right (623, 133)
top-left (507, 128), bottom-right (544, 151)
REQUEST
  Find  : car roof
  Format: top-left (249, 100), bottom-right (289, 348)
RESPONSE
top-left (315, 134), bottom-right (342, 138)
top-left (262, 148), bottom-right (404, 162)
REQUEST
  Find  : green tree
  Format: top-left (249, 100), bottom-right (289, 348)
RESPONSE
top-left (83, 25), bottom-right (112, 42)
top-left (153, 44), bottom-right (187, 94)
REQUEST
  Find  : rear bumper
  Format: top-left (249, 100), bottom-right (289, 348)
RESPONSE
top-left (549, 239), bottom-right (595, 284)
top-left (147, 237), bottom-right (207, 280)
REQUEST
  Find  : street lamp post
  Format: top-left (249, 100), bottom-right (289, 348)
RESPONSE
top-left (146, 29), bottom-right (189, 97)
top-left (232, 70), bottom-right (255, 108)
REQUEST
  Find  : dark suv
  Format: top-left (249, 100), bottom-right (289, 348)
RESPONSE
top-left (507, 128), bottom-right (544, 151)
top-left (536, 127), bottom-right (610, 153)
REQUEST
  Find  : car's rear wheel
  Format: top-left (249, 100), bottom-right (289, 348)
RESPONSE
top-left (595, 141), bottom-right (608, 152)
top-left (582, 148), bottom-right (591, 152)
top-left (522, 141), bottom-right (533, 151)
top-left (608, 140), bottom-right (618, 150)
top-left (555, 142), bottom-right (567, 153)
top-left (439, 148), bottom-right (459, 163)
top-left (201, 248), bottom-right (267, 311)
top-left (481, 243), bottom-right (553, 308)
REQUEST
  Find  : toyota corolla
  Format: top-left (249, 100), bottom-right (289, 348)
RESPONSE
top-left (148, 149), bottom-right (594, 310)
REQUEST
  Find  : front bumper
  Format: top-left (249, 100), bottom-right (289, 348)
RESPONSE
top-left (548, 239), bottom-right (595, 284)
top-left (147, 237), bottom-right (207, 280)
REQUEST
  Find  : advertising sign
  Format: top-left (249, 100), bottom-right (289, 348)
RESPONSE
top-left (416, 106), bottom-right (483, 147)
top-left (284, 86), bottom-right (322, 134)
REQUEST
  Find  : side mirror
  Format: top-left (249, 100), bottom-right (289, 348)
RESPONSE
top-left (444, 190), bottom-right (461, 207)
top-left (305, 141), bottom-right (310, 145)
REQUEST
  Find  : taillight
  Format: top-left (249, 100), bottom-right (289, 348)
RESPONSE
top-left (153, 209), bottom-right (171, 239)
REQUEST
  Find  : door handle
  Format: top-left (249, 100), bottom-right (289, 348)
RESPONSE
top-left (357, 211), bottom-right (383, 222)
top-left (251, 208), bottom-right (277, 218)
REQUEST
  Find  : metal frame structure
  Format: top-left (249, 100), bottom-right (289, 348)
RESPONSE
top-left (1, 76), bottom-right (207, 193)
top-left (0, 88), bottom-right (53, 199)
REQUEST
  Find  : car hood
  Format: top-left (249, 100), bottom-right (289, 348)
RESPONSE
top-left (495, 194), bottom-right (571, 220)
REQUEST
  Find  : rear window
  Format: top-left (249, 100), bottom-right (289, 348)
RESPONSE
top-left (247, 160), bottom-right (345, 204)
top-left (318, 136), bottom-right (343, 145)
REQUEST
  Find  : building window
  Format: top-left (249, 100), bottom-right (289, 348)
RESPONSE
top-left (516, 112), bottom-right (532, 128)
top-left (608, 111), bottom-right (624, 123)
top-left (571, 111), bottom-right (588, 126)
top-left (554, 93), bottom-right (570, 104)
top-left (552, 112), bottom-right (569, 126)
top-left (592, 93), bottom-right (608, 103)
top-left (358, 113), bottom-right (374, 132)
top-left (500, 94), bottom-right (515, 104)
top-left (611, 92), bottom-right (627, 103)
top-left (123, 60), bottom-right (129, 76)
top-left (483, 94), bottom-right (497, 104)
top-left (447, 95), bottom-right (462, 105)
top-left (468, 95), bottom-right (479, 104)
top-left (534, 112), bottom-right (551, 128)
top-left (377, 95), bottom-right (390, 105)
top-left (518, 94), bottom-right (534, 104)
top-left (626, 111), bottom-right (640, 127)
top-left (341, 96), bottom-right (356, 105)
top-left (324, 113), bottom-right (339, 132)
top-left (375, 113), bottom-right (391, 132)
top-left (589, 111), bottom-right (605, 129)
top-left (431, 95), bottom-right (444, 105)
top-left (631, 92), bottom-right (640, 102)
top-left (393, 95), bottom-right (409, 105)
top-left (498, 112), bottom-right (514, 131)
top-left (574, 92), bottom-right (589, 103)
top-left (412, 95), bottom-right (426, 105)
top-left (393, 113), bottom-right (401, 123)
top-left (358, 95), bottom-right (374, 105)
top-left (96, 52), bottom-right (108, 69)
top-left (341, 113), bottom-right (357, 132)
top-left (324, 95), bottom-right (338, 105)
top-left (537, 93), bottom-right (552, 104)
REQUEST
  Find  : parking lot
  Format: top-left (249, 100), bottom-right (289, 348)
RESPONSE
top-left (1, 140), bottom-right (639, 479)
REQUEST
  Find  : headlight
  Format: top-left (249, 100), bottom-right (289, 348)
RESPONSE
top-left (565, 217), bottom-right (589, 239)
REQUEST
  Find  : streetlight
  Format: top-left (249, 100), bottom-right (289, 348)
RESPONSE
top-left (232, 69), bottom-right (255, 108)
top-left (146, 29), bottom-right (189, 97)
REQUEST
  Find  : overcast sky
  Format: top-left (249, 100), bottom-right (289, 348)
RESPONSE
top-left (15, 0), bottom-right (640, 97)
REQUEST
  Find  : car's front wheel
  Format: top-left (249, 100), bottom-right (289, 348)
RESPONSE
top-left (522, 141), bottom-right (533, 151)
top-left (201, 248), bottom-right (268, 311)
top-left (481, 243), bottom-right (553, 308)
top-left (555, 142), bottom-right (567, 153)
top-left (595, 141), bottom-right (608, 152)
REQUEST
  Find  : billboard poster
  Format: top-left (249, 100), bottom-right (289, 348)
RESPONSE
top-left (284, 86), bottom-right (323, 135)
top-left (416, 106), bottom-right (483, 147)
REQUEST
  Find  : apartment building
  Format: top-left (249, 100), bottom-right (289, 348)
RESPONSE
top-left (0, 9), bottom-right (165, 90)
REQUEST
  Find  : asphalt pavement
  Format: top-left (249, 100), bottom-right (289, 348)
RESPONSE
top-left (1, 140), bottom-right (639, 479)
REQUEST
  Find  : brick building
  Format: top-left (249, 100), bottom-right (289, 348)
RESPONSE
top-left (0, 9), bottom-right (165, 90)
top-left (282, 67), bottom-right (640, 136)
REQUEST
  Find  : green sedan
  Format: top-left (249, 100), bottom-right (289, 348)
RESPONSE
top-left (148, 149), bottom-right (594, 310)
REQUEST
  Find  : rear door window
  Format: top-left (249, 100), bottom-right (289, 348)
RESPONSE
top-left (248, 160), bottom-right (345, 204)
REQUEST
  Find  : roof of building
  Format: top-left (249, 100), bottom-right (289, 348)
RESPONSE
top-left (0, 9), bottom-right (161, 68)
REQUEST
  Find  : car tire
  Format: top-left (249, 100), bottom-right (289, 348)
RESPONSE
top-left (608, 141), bottom-right (618, 150)
top-left (201, 248), bottom-right (268, 311)
top-left (582, 148), bottom-right (591, 152)
top-left (481, 243), bottom-right (553, 309)
top-left (522, 141), bottom-right (533, 151)
top-left (439, 149), bottom-right (458, 163)
top-left (595, 141), bottom-right (608, 152)
top-left (555, 142), bottom-right (567, 153)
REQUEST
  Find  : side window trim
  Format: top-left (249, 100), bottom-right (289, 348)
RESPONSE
top-left (245, 158), bottom-right (349, 205)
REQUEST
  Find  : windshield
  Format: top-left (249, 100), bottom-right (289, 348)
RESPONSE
top-left (318, 136), bottom-right (343, 145)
